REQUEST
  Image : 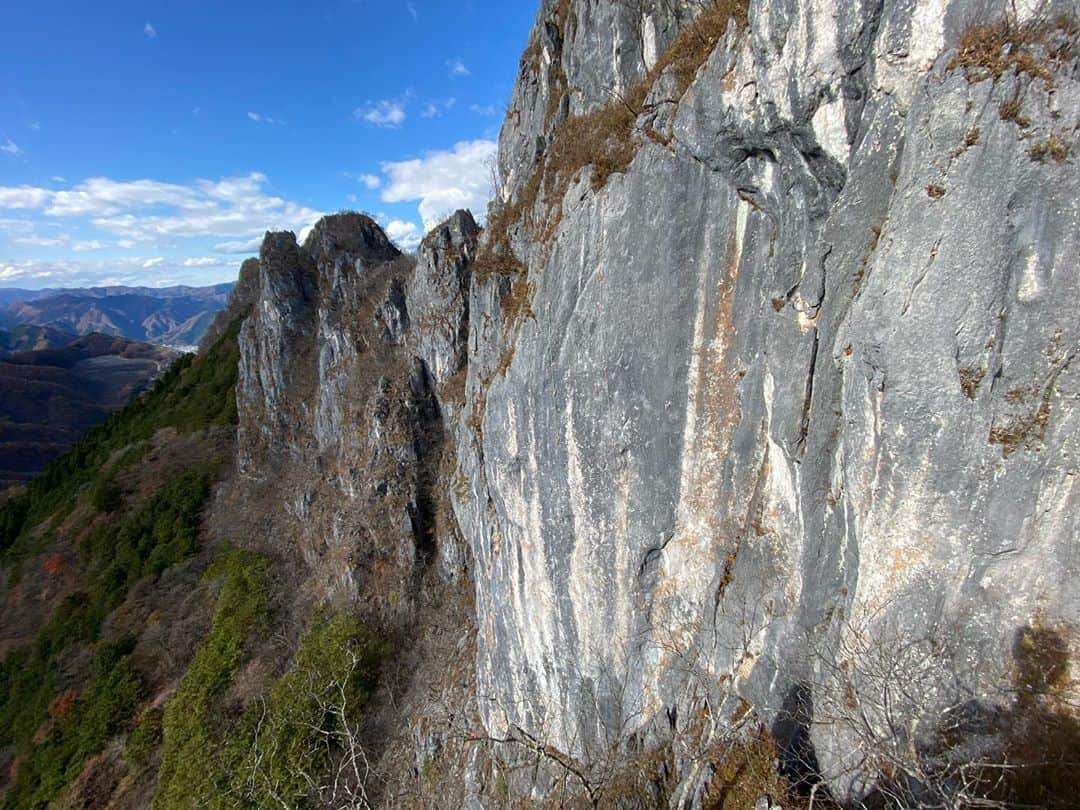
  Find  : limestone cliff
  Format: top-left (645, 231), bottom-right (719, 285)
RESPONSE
top-left (230, 0), bottom-right (1080, 805)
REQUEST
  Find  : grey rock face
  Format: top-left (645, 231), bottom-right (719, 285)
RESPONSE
top-left (451, 0), bottom-right (1080, 800)
top-left (407, 210), bottom-right (478, 392)
top-left (233, 213), bottom-right (477, 609)
top-left (198, 257), bottom-right (260, 352)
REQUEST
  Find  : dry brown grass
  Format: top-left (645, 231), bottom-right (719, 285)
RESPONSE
top-left (958, 366), bottom-right (986, 399)
top-left (701, 730), bottom-right (800, 810)
top-left (477, 0), bottom-right (748, 277)
top-left (998, 96), bottom-right (1031, 126)
top-left (1028, 134), bottom-right (1071, 163)
top-left (950, 16), bottom-right (1077, 85)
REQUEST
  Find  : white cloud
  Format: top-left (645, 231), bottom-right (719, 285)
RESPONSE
top-left (355, 100), bottom-right (406, 128)
top-left (144, 22), bottom-right (157, 38)
top-left (359, 173), bottom-right (381, 190)
top-left (470, 103), bottom-right (498, 116)
top-left (0, 185), bottom-right (50, 209)
top-left (1, 140), bottom-right (23, 157)
top-left (0, 174), bottom-right (321, 285)
top-left (47, 177), bottom-right (212, 217)
top-left (248, 111), bottom-right (283, 125)
top-left (407, 2), bottom-right (418, 20)
top-left (448, 59), bottom-right (470, 77)
top-left (214, 237), bottom-right (262, 254)
top-left (421, 98), bottom-right (456, 118)
top-left (13, 235), bottom-right (66, 248)
top-left (385, 219), bottom-right (422, 251)
top-left (37, 174), bottom-right (321, 242)
top-left (381, 139), bottom-right (496, 230)
top-left (182, 257), bottom-right (228, 267)
top-left (0, 256), bottom-right (236, 287)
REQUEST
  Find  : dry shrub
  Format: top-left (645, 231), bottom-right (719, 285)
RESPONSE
top-left (702, 729), bottom-right (796, 809)
top-left (950, 16), bottom-right (1077, 84)
top-left (49, 689), bottom-right (79, 720)
top-left (43, 552), bottom-right (65, 576)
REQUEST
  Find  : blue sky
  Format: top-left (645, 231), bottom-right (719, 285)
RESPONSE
top-left (0, 0), bottom-right (536, 288)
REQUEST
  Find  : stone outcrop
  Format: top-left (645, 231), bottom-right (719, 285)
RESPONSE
top-left (232, 213), bottom-right (481, 612)
top-left (451, 0), bottom-right (1080, 802)
top-left (228, 0), bottom-right (1080, 803)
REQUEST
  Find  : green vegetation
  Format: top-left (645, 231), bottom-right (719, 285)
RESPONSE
top-left (0, 316), bottom-right (242, 807)
top-left (80, 465), bottom-right (217, 611)
top-left (0, 315), bottom-right (241, 562)
top-left (1, 637), bottom-right (144, 810)
top-left (155, 555), bottom-right (389, 809)
top-left (227, 614), bottom-right (390, 808)
top-left (154, 548), bottom-right (271, 808)
top-left (0, 463), bottom-right (217, 806)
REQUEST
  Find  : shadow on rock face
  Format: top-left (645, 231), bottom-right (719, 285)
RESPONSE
top-left (772, 681), bottom-right (830, 798)
top-left (986, 621), bottom-right (1080, 808)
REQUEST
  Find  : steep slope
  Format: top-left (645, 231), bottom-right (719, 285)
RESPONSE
top-left (0, 323), bottom-right (242, 808)
top-left (0, 325), bottom-right (75, 356)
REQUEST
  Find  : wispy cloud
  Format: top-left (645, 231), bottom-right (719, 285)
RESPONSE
top-left (144, 22), bottom-right (157, 39)
top-left (213, 237), bottom-right (262, 255)
top-left (406, 3), bottom-right (418, 20)
top-left (182, 257), bottom-right (229, 268)
top-left (380, 139), bottom-right (496, 230)
top-left (12, 235), bottom-right (67, 248)
top-left (355, 100), bottom-right (407, 128)
top-left (421, 97), bottom-right (456, 119)
top-left (72, 240), bottom-right (106, 251)
top-left (247, 111), bottom-right (284, 125)
top-left (359, 173), bottom-right (381, 190)
top-left (469, 103), bottom-right (498, 116)
top-left (0, 256), bottom-right (238, 287)
top-left (447, 59), bottom-right (470, 77)
top-left (1, 139), bottom-right (23, 157)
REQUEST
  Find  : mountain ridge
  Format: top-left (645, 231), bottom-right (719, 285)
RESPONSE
top-left (0, 284), bottom-right (232, 347)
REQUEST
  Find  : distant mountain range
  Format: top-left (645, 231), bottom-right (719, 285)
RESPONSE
top-left (0, 283), bottom-right (233, 347)
top-left (0, 329), bottom-right (177, 489)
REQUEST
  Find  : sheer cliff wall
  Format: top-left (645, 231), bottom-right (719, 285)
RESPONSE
top-left (230, 0), bottom-right (1080, 802)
